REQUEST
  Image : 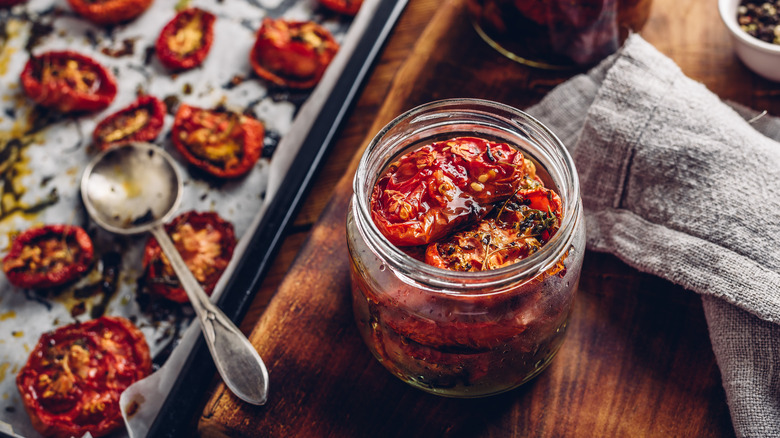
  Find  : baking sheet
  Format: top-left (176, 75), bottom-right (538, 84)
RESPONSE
top-left (0, 0), bottom-right (357, 436)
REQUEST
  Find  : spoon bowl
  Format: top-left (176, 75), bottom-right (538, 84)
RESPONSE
top-left (81, 143), bottom-right (181, 235)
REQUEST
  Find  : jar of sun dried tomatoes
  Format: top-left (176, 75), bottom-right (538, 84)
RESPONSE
top-left (468, 0), bottom-right (652, 68)
top-left (347, 99), bottom-right (585, 397)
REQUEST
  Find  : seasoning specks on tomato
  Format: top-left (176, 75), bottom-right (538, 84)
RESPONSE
top-left (2, 224), bottom-right (94, 289)
top-left (156, 7), bottom-right (216, 71)
top-left (16, 316), bottom-right (151, 438)
top-left (92, 95), bottom-right (166, 150)
top-left (172, 103), bottom-right (264, 178)
top-left (425, 187), bottom-right (562, 271)
top-left (250, 18), bottom-right (339, 89)
top-left (371, 136), bottom-right (564, 271)
top-left (20, 51), bottom-right (117, 114)
top-left (143, 211), bottom-right (236, 303)
top-left (67, 0), bottom-right (153, 25)
top-left (370, 137), bottom-right (529, 247)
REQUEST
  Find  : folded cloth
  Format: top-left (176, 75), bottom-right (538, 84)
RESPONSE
top-left (527, 34), bottom-right (780, 437)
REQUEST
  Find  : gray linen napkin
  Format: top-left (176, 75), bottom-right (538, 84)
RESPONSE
top-left (527, 34), bottom-right (780, 437)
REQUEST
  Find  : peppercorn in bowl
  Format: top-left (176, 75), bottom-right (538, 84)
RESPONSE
top-left (720, 0), bottom-right (780, 81)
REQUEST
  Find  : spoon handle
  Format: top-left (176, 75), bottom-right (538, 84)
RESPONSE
top-left (150, 226), bottom-right (269, 406)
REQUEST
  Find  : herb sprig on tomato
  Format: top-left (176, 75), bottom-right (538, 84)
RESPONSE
top-left (425, 187), bottom-right (563, 271)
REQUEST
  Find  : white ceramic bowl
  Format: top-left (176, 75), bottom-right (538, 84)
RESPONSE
top-left (720, 0), bottom-right (780, 81)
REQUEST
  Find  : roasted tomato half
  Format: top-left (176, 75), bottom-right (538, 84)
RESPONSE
top-left (380, 303), bottom-right (532, 351)
top-left (20, 51), bottom-right (117, 114)
top-left (16, 316), bottom-right (151, 438)
top-left (370, 137), bottom-right (530, 247)
top-left (67, 0), bottom-right (153, 25)
top-left (250, 18), bottom-right (339, 89)
top-left (319, 0), bottom-right (363, 15)
top-left (361, 279), bottom-right (544, 353)
top-left (2, 225), bottom-right (94, 289)
top-left (143, 211), bottom-right (236, 303)
top-left (424, 186), bottom-right (563, 271)
top-left (172, 104), bottom-right (264, 178)
top-left (155, 7), bottom-right (216, 71)
top-left (92, 95), bottom-right (166, 150)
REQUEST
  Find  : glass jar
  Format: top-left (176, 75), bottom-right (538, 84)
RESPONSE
top-left (346, 99), bottom-right (585, 398)
top-left (468, 0), bottom-right (653, 68)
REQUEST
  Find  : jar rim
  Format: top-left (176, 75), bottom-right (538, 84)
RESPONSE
top-left (352, 98), bottom-right (581, 293)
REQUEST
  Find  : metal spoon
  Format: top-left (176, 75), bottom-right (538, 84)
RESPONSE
top-left (80, 142), bottom-right (269, 406)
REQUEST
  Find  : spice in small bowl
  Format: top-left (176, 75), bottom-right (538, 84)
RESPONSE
top-left (737, 0), bottom-right (780, 44)
top-left (720, 0), bottom-right (780, 81)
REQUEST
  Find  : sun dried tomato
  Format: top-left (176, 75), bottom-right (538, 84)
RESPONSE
top-left (249, 18), bottom-right (339, 89)
top-left (171, 103), bottom-right (264, 178)
top-left (142, 211), bottom-right (236, 303)
top-left (16, 316), bottom-right (151, 438)
top-left (92, 95), bottom-right (166, 150)
top-left (155, 7), bottom-right (216, 71)
top-left (319, 0), bottom-right (363, 15)
top-left (370, 137), bottom-right (530, 247)
top-left (374, 319), bottom-right (493, 386)
top-left (66, 0), bottom-right (153, 25)
top-left (20, 51), bottom-right (117, 114)
top-left (2, 225), bottom-right (94, 289)
top-left (424, 186), bottom-right (562, 271)
top-left (362, 277), bottom-right (544, 352)
top-left (382, 305), bottom-right (530, 350)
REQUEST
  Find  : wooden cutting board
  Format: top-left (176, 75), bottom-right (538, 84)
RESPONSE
top-left (195, 0), bottom-right (774, 434)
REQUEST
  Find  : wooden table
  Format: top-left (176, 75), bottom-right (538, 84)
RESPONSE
top-left (196, 0), bottom-right (780, 435)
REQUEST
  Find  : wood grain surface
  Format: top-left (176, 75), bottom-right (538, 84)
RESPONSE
top-left (197, 0), bottom-right (780, 435)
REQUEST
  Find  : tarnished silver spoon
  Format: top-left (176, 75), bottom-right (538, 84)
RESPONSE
top-left (80, 142), bottom-right (268, 406)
